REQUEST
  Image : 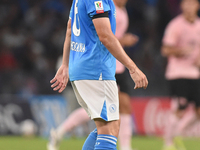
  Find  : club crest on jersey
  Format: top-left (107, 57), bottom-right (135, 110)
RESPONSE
top-left (95, 1), bottom-right (104, 14)
top-left (109, 104), bottom-right (116, 113)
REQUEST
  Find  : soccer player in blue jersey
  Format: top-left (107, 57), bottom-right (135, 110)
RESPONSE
top-left (50, 0), bottom-right (148, 149)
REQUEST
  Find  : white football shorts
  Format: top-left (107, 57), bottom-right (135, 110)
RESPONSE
top-left (71, 80), bottom-right (119, 121)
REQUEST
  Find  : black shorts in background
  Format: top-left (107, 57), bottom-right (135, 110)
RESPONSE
top-left (115, 70), bottom-right (133, 95)
top-left (168, 79), bottom-right (200, 108)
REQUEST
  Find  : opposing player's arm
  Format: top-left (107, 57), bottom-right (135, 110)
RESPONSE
top-left (162, 45), bottom-right (192, 58)
top-left (161, 45), bottom-right (182, 57)
top-left (92, 17), bottom-right (148, 89)
top-left (118, 33), bottom-right (139, 47)
top-left (50, 19), bottom-right (71, 93)
top-left (194, 50), bottom-right (200, 67)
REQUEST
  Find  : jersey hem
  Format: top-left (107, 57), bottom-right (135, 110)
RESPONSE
top-left (69, 77), bottom-right (116, 81)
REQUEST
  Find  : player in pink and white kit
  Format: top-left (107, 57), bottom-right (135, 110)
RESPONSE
top-left (162, 0), bottom-right (200, 150)
top-left (47, 0), bottom-right (138, 150)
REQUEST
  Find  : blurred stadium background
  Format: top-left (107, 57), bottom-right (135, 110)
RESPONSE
top-left (0, 0), bottom-right (200, 150)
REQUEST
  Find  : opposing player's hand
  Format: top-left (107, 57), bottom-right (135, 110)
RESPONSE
top-left (50, 65), bottom-right (69, 93)
top-left (122, 33), bottom-right (139, 47)
top-left (194, 56), bottom-right (200, 67)
top-left (129, 67), bottom-right (148, 89)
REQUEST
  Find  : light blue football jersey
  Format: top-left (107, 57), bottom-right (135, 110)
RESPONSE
top-left (69, 0), bottom-right (116, 81)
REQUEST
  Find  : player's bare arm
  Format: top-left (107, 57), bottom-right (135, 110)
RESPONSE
top-left (92, 17), bottom-right (148, 89)
top-left (161, 45), bottom-right (192, 58)
top-left (50, 19), bottom-right (71, 93)
top-left (194, 51), bottom-right (200, 67)
top-left (119, 33), bottom-right (139, 47)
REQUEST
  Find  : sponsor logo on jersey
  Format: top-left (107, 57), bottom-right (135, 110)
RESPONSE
top-left (95, 1), bottom-right (104, 14)
top-left (71, 41), bottom-right (85, 52)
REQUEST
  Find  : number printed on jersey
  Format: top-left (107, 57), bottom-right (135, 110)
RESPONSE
top-left (72, 0), bottom-right (81, 36)
top-left (95, 1), bottom-right (104, 14)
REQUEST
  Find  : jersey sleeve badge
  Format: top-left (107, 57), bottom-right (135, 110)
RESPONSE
top-left (94, 1), bottom-right (104, 14)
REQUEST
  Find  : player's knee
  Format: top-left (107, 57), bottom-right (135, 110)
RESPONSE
top-left (175, 109), bottom-right (186, 119)
top-left (195, 107), bottom-right (200, 117)
top-left (178, 104), bottom-right (188, 110)
top-left (94, 119), bottom-right (120, 137)
top-left (177, 97), bottom-right (188, 110)
top-left (106, 120), bottom-right (120, 137)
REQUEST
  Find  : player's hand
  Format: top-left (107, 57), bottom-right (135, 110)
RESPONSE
top-left (50, 65), bottom-right (69, 93)
top-left (194, 56), bottom-right (200, 67)
top-left (129, 67), bottom-right (148, 89)
top-left (122, 33), bottom-right (139, 47)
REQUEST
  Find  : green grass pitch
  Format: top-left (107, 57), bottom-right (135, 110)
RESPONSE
top-left (0, 136), bottom-right (200, 150)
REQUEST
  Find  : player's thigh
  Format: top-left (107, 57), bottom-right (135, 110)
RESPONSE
top-left (119, 92), bottom-right (131, 114)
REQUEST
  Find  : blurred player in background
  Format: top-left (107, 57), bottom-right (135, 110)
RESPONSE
top-left (114, 0), bottom-right (139, 150)
top-left (161, 0), bottom-right (200, 150)
top-left (48, 0), bottom-right (148, 150)
top-left (47, 0), bottom-right (140, 150)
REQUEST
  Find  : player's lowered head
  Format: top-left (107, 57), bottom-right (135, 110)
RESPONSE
top-left (113, 0), bottom-right (128, 8)
top-left (181, 0), bottom-right (200, 23)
